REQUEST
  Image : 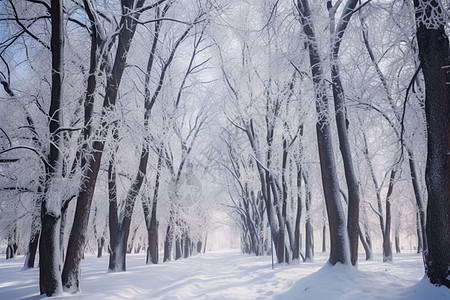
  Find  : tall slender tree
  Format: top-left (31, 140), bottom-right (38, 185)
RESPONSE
top-left (327, 0), bottom-right (361, 266)
top-left (39, 0), bottom-right (64, 295)
top-left (296, 0), bottom-right (350, 265)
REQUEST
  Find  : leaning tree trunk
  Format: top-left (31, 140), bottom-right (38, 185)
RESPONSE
top-left (414, 0), bottom-right (450, 288)
top-left (358, 228), bottom-right (373, 261)
top-left (109, 141), bottom-right (150, 271)
top-left (328, 0), bottom-right (361, 267)
top-left (296, 0), bottom-right (350, 265)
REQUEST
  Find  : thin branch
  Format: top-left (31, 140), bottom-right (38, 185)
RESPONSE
top-left (53, 127), bottom-right (83, 135)
top-left (0, 128), bottom-right (12, 148)
top-left (8, 0), bottom-right (50, 50)
top-left (0, 158), bottom-right (19, 163)
top-left (226, 114), bottom-right (247, 132)
top-left (364, 200), bottom-right (383, 219)
top-left (127, 0), bottom-right (167, 15)
top-left (400, 63), bottom-right (422, 154)
top-left (25, 0), bottom-right (51, 12)
top-left (136, 17), bottom-right (204, 26)
top-left (0, 146), bottom-right (49, 168)
top-left (0, 187), bottom-right (36, 193)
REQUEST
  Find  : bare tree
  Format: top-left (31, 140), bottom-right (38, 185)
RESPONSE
top-left (39, 0), bottom-right (64, 295)
top-left (295, 0), bottom-right (350, 265)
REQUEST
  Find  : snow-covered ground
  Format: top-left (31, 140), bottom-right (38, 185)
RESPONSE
top-left (0, 251), bottom-right (449, 299)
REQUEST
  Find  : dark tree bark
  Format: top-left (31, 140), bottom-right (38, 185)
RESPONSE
top-left (39, 0), bottom-right (64, 295)
top-left (140, 4), bottom-right (166, 265)
top-left (327, 0), bottom-right (361, 267)
top-left (382, 169), bottom-right (396, 262)
top-left (108, 139), bottom-right (150, 271)
top-left (296, 0), bottom-right (350, 265)
top-left (39, 208), bottom-right (62, 296)
top-left (24, 198), bottom-right (40, 268)
top-left (292, 159), bottom-right (303, 261)
top-left (163, 214), bottom-right (174, 262)
top-left (358, 228), bottom-right (373, 260)
top-left (144, 145), bottom-right (161, 264)
top-left (303, 171), bottom-right (314, 261)
top-left (62, 0), bottom-right (160, 289)
top-left (24, 231), bottom-right (39, 268)
top-left (97, 237), bottom-right (105, 258)
top-left (414, 0), bottom-right (450, 288)
top-left (107, 150), bottom-right (119, 270)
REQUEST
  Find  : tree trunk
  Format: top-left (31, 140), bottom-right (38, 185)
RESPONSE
top-left (416, 211), bottom-right (423, 253)
top-left (108, 155), bottom-right (119, 271)
top-left (203, 233), bottom-right (207, 254)
top-left (39, 206), bottom-right (62, 296)
top-left (383, 169), bottom-right (396, 263)
top-left (109, 141), bottom-right (149, 271)
top-left (296, 0), bottom-right (350, 265)
top-left (183, 234), bottom-right (191, 258)
top-left (62, 0), bottom-right (147, 291)
top-left (39, 0), bottom-right (64, 295)
top-left (305, 221), bottom-right (314, 262)
top-left (303, 171), bottom-right (313, 261)
top-left (24, 200), bottom-right (40, 268)
top-left (328, 0), bottom-right (361, 267)
top-left (97, 237), bottom-right (105, 258)
top-left (145, 146), bottom-right (163, 264)
top-left (358, 228), bottom-right (373, 260)
top-left (395, 234), bottom-right (401, 254)
top-left (414, 0), bottom-right (450, 288)
top-left (292, 158), bottom-right (303, 261)
top-left (24, 231), bottom-right (39, 268)
top-left (163, 221), bottom-right (173, 262)
top-left (175, 235), bottom-right (182, 260)
top-left (407, 151), bottom-right (428, 252)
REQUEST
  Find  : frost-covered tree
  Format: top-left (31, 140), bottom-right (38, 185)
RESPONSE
top-left (295, 0), bottom-right (351, 266)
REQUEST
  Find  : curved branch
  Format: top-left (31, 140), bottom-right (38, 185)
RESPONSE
top-left (0, 146), bottom-right (49, 168)
top-left (8, 0), bottom-right (50, 50)
top-left (0, 127), bottom-right (12, 148)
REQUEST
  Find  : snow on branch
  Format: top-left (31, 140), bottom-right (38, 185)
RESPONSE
top-left (0, 146), bottom-right (49, 168)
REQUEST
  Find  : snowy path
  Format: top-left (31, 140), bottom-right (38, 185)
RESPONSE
top-left (0, 250), bottom-right (449, 299)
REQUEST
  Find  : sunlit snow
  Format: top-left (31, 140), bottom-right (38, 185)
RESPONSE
top-left (0, 251), bottom-right (448, 299)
